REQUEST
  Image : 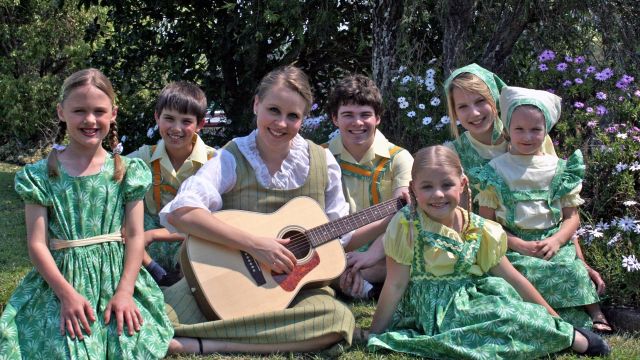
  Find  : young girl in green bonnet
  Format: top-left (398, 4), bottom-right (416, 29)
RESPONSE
top-left (0, 68), bottom-right (173, 359)
top-left (363, 145), bottom-right (609, 358)
top-left (475, 85), bottom-right (612, 333)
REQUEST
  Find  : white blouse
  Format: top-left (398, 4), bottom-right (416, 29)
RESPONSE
top-left (159, 130), bottom-right (352, 244)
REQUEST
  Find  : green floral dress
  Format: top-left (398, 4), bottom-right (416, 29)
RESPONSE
top-left (367, 207), bottom-right (574, 359)
top-left (0, 156), bottom-right (174, 359)
top-left (472, 150), bottom-right (599, 328)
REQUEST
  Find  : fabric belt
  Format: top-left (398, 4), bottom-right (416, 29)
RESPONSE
top-left (49, 232), bottom-right (122, 250)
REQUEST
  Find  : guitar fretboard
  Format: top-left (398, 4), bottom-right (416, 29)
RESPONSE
top-left (305, 197), bottom-right (405, 247)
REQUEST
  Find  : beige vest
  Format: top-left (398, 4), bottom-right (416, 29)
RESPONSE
top-left (221, 140), bottom-right (327, 212)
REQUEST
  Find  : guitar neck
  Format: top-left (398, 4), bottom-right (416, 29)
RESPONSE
top-left (306, 197), bottom-right (405, 247)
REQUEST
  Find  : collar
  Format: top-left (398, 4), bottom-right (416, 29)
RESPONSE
top-left (150, 134), bottom-right (208, 165)
top-left (327, 129), bottom-right (392, 163)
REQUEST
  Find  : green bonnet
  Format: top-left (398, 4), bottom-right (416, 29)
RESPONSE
top-left (500, 86), bottom-right (562, 134)
top-left (443, 63), bottom-right (507, 143)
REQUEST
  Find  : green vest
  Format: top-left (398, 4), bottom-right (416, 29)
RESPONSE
top-left (221, 140), bottom-right (328, 212)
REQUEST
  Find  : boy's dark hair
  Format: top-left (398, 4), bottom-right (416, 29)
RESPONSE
top-left (155, 81), bottom-right (207, 120)
top-left (327, 74), bottom-right (384, 118)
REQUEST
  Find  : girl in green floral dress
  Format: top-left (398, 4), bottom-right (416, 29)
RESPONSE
top-left (365, 145), bottom-right (609, 359)
top-left (474, 86), bottom-right (611, 332)
top-left (0, 69), bottom-right (173, 359)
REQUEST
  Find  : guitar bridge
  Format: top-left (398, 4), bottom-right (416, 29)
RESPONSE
top-left (241, 251), bottom-right (266, 286)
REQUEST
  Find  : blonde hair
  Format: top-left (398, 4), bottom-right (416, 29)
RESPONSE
top-left (255, 65), bottom-right (313, 116)
top-left (408, 146), bottom-right (472, 244)
top-left (48, 68), bottom-right (124, 182)
top-left (446, 73), bottom-right (498, 139)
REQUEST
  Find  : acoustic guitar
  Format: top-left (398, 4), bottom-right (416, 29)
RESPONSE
top-left (181, 196), bottom-right (405, 320)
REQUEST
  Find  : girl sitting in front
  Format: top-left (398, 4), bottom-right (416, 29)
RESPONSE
top-left (364, 145), bottom-right (609, 358)
top-left (475, 86), bottom-right (611, 332)
top-left (0, 68), bottom-right (173, 359)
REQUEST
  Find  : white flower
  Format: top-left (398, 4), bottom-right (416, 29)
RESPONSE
top-left (407, 111), bottom-right (416, 118)
top-left (328, 128), bottom-right (340, 140)
top-left (426, 84), bottom-right (436, 92)
top-left (630, 162), bottom-right (640, 171)
top-left (635, 224), bottom-right (640, 235)
top-left (398, 65), bottom-right (406, 73)
top-left (623, 200), bottom-right (638, 206)
top-left (399, 101), bottom-right (409, 109)
top-left (440, 115), bottom-right (451, 124)
top-left (615, 162), bottom-right (628, 173)
top-left (147, 127), bottom-right (155, 138)
top-left (401, 75), bottom-right (412, 84)
top-left (435, 123), bottom-right (444, 130)
top-left (591, 229), bottom-right (604, 238)
top-left (617, 133), bottom-right (628, 139)
top-left (622, 254), bottom-right (640, 272)
top-left (425, 78), bottom-right (435, 87)
top-left (120, 135), bottom-right (127, 143)
top-left (422, 117), bottom-right (432, 125)
top-left (607, 232), bottom-right (622, 247)
top-left (418, 103), bottom-right (426, 110)
top-left (391, 76), bottom-right (399, 83)
top-left (397, 96), bottom-right (406, 104)
top-left (596, 220), bottom-right (610, 230)
top-left (617, 216), bottom-right (636, 231)
top-left (426, 68), bottom-right (436, 78)
top-left (430, 97), bottom-right (441, 106)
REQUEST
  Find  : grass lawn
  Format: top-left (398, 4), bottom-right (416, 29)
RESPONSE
top-left (0, 161), bottom-right (638, 359)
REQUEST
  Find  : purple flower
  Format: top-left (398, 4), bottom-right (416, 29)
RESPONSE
top-left (635, 90), bottom-right (640, 98)
top-left (619, 96), bottom-right (626, 102)
top-left (574, 101), bottom-right (585, 108)
top-left (562, 80), bottom-right (573, 87)
top-left (632, 126), bottom-right (640, 133)
top-left (556, 63), bottom-right (568, 71)
top-left (546, 89), bottom-right (556, 94)
top-left (596, 91), bottom-right (607, 100)
top-left (622, 74), bottom-right (635, 83)
top-left (574, 56), bottom-right (586, 64)
top-left (587, 120), bottom-right (598, 128)
top-left (553, 139), bottom-right (560, 146)
top-left (634, 136), bottom-right (640, 142)
top-left (616, 81), bottom-right (628, 90)
top-left (538, 50), bottom-right (556, 62)
top-left (586, 66), bottom-right (597, 74)
top-left (565, 55), bottom-right (574, 62)
top-left (575, 68), bottom-right (582, 74)
top-left (574, 78), bottom-right (584, 84)
top-left (538, 63), bottom-right (548, 72)
top-left (586, 107), bottom-right (594, 113)
top-left (605, 126), bottom-right (617, 133)
top-left (596, 105), bottom-right (608, 116)
top-left (311, 103), bottom-right (319, 111)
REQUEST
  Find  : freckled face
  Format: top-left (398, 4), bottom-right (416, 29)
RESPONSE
top-left (254, 85), bottom-right (307, 151)
top-left (411, 165), bottom-right (467, 227)
top-left (508, 107), bottom-right (546, 156)
top-left (451, 87), bottom-right (495, 138)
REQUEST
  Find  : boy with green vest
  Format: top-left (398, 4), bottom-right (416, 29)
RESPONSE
top-left (325, 75), bottom-right (414, 299)
top-left (128, 81), bottom-right (215, 286)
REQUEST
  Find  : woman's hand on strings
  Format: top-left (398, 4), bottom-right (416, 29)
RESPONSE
top-left (251, 236), bottom-right (296, 274)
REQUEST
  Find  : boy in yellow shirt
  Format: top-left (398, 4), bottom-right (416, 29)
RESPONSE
top-left (325, 75), bottom-right (413, 299)
top-left (128, 81), bottom-right (215, 286)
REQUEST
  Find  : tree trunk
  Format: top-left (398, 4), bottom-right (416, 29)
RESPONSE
top-left (441, 0), bottom-right (475, 76)
top-left (371, 0), bottom-right (404, 141)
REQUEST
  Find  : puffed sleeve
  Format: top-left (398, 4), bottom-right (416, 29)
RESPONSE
top-left (475, 187), bottom-right (500, 208)
top-left (14, 161), bottom-right (51, 206)
top-left (475, 218), bottom-right (508, 273)
top-left (122, 157), bottom-right (152, 202)
top-left (391, 149), bottom-right (413, 190)
top-left (469, 164), bottom-right (501, 209)
top-left (555, 150), bottom-right (585, 207)
top-left (383, 208), bottom-right (414, 266)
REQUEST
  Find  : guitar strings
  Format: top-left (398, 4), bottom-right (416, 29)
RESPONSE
top-left (271, 199), bottom-right (404, 255)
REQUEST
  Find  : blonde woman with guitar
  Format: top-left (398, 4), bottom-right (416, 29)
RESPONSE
top-left (161, 66), bottom-right (397, 355)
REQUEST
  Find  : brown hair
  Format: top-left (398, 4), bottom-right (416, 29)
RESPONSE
top-left (446, 73), bottom-right (498, 139)
top-left (48, 68), bottom-right (124, 182)
top-left (326, 74), bottom-right (384, 119)
top-left (155, 81), bottom-right (207, 120)
top-left (255, 65), bottom-right (313, 116)
top-left (409, 145), bottom-right (471, 242)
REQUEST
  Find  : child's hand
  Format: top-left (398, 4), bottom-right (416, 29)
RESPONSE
top-left (346, 251), bottom-right (378, 273)
top-left (104, 290), bottom-right (143, 336)
top-left (585, 265), bottom-right (606, 295)
top-left (536, 237), bottom-right (561, 260)
top-left (144, 229), bottom-right (157, 246)
top-left (353, 327), bottom-right (370, 344)
top-left (59, 288), bottom-right (96, 340)
top-left (511, 237), bottom-right (539, 257)
top-left (339, 268), bottom-right (365, 298)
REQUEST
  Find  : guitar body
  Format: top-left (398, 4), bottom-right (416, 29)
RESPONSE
top-left (181, 196), bottom-right (346, 320)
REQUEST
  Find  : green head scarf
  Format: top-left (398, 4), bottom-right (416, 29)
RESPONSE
top-left (443, 63), bottom-right (507, 143)
top-left (500, 86), bottom-right (562, 135)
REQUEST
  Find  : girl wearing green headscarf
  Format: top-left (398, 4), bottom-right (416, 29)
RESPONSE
top-left (443, 64), bottom-right (556, 199)
top-left (472, 86), bottom-right (612, 333)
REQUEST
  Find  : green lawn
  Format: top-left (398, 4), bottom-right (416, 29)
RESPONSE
top-left (0, 161), bottom-right (638, 359)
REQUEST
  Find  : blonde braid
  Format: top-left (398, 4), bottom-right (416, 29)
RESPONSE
top-left (47, 121), bottom-right (67, 178)
top-left (108, 122), bottom-right (125, 182)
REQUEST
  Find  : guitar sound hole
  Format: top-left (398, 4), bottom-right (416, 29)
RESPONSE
top-left (282, 230), bottom-right (311, 260)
